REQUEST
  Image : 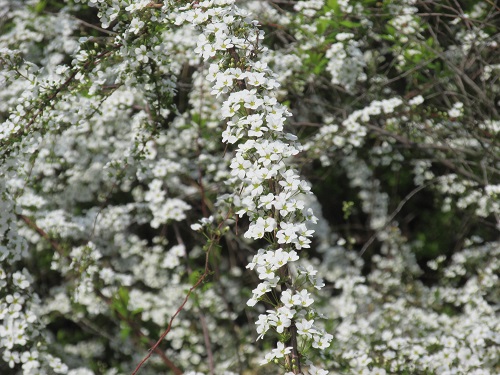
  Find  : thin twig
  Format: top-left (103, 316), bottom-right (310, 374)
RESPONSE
top-left (289, 323), bottom-right (302, 374)
top-left (199, 313), bottom-right (215, 375)
top-left (131, 211), bottom-right (231, 374)
top-left (359, 181), bottom-right (433, 256)
top-left (70, 15), bottom-right (118, 36)
top-left (17, 214), bottom-right (65, 256)
top-left (131, 251), bottom-right (211, 375)
top-left (174, 223), bottom-right (215, 374)
top-left (1, 44), bottom-right (122, 153)
top-left (90, 163), bottom-right (129, 240)
top-left (146, 2), bottom-right (164, 9)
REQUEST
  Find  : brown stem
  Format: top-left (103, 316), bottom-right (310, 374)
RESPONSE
top-left (18, 213), bottom-right (183, 373)
top-left (279, 266), bottom-right (303, 373)
top-left (131, 253), bottom-right (211, 374)
top-left (96, 290), bottom-right (184, 375)
top-left (146, 2), bottom-right (164, 8)
top-left (289, 323), bottom-right (302, 374)
top-left (17, 214), bottom-right (65, 256)
top-left (227, 47), bottom-right (247, 91)
top-left (174, 223), bottom-right (215, 374)
top-left (131, 211), bottom-right (231, 374)
top-left (359, 180), bottom-right (433, 256)
top-left (199, 312), bottom-right (215, 375)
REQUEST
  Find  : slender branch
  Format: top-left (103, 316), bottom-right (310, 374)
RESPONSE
top-left (484, 0), bottom-right (500, 11)
top-left (279, 266), bottom-right (303, 374)
top-left (90, 162), bottom-right (129, 240)
top-left (360, 181), bottom-right (433, 256)
top-left (69, 15), bottom-right (118, 36)
top-left (146, 2), bottom-right (164, 9)
top-left (17, 214), bottom-right (65, 256)
top-left (17, 212), bottom-right (182, 372)
top-left (289, 323), bottom-right (302, 374)
top-left (94, 289), bottom-right (184, 375)
top-left (131, 211), bottom-right (231, 374)
top-left (1, 44), bottom-right (122, 153)
top-left (199, 312), bottom-right (215, 375)
top-left (174, 223), bottom-right (215, 374)
top-left (131, 251), bottom-right (211, 375)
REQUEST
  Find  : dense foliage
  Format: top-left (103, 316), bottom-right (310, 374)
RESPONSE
top-left (0, 0), bottom-right (499, 374)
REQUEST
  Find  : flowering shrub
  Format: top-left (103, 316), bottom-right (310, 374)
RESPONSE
top-left (0, 0), bottom-right (499, 374)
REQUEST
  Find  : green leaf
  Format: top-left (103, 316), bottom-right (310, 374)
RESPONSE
top-left (201, 281), bottom-right (213, 292)
top-left (314, 60), bottom-right (327, 75)
top-left (339, 20), bottom-right (361, 29)
top-left (380, 34), bottom-right (395, 42)
top-left (120, 325), bottom-right (132, 340)
top-left (189, 268), bottom-right (204, 285)
top-left (131, 308), bottom-right (144, 316)
top-left (317, 19), bottom-right (330, 35)
top-left (326, 0), bottom-right (340, 13)
top-left (34, 0), bottom-right (47, 14)
top-left (385, 24), bottom-right (396, 37)
top-left (118, 286), bottom-right (129, 306)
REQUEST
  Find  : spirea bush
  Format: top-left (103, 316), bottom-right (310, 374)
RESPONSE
top-left (0, 0), bottom-right (499, 374)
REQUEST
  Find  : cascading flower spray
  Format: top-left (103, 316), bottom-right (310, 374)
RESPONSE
top-left (175, 0), bottom-right (331, 373)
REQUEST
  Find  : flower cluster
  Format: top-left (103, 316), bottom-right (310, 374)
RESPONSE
top-left (176, 0), bottom-right (331, 372)
top-left (325, 33), bottom-right (366, 92)
top-left (1, 0), bottom-right (499, 374)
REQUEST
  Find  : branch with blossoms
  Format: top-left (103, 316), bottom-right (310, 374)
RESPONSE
top-left (16, 211), bottom-right (185, 374)
top-left (172, 0), bottom-right (331, 373)
top-left (0, 43), bottom-right (123, 160)
top-left (1, 0), bottom-right (499, 374)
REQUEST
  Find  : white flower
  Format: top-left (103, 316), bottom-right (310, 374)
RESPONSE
top-left (269, 311), bottom-right (291, 333)
top-left (296, 318), bottom-right (318, 338)
top-left (408, 95), bottom-right (424, 105)
top-left (255, 314), bottom-right (270, 339)
top-left (297, 290), bottom-right (314, 307)
top-left (130, 18), bottom-right (145, 34)
top-left (191, 223), bottom-right (203, 231)
top-left (271, 342), bottom-right (292, 359)
top-left (259, 193), bottom-right (275, 209)
top-left (308, 364), bottom-right (329, 375)
top-left (12, 272), bottom-right (30, 289)
top-left (281, 290), bottom-right (300, 307)
top-left (246, 72), bottom-right (267, 87)
top-left (135, 45), bottom-right (149, 63)
top-left (230, 154), bottom-right (252, 179)
top-left (336, 32), bottom-right (354, 41)
top-left (312, 332), bottom-right (333, 350)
